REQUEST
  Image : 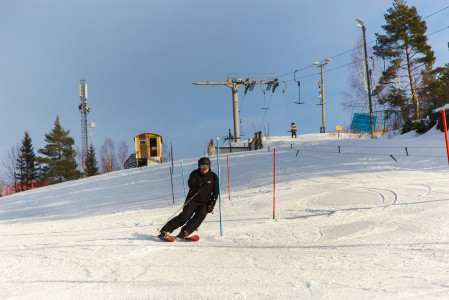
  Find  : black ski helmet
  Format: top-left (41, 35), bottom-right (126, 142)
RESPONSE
top-left (198, 157), bottom-right (211, 168)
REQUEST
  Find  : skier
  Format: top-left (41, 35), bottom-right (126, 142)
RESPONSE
top-left (158, 157), bottom-right (219, 241)
top-left (290, 122), bottom-right (298, 138)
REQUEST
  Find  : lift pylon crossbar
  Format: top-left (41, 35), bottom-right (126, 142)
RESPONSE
top-left (193, 77), bottom-right (276, 142)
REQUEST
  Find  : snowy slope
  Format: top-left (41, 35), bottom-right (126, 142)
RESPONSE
top-left (2, 129), bottom-right (449, 299)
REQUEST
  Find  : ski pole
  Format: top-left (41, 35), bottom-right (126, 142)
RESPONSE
top-left (157, 187), bottom-right (204, 231)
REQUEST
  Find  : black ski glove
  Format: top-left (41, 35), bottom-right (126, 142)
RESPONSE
top-left (206, 205), bottom-right (213, 213)
top-left (207, 198), bottom-right (216, 213)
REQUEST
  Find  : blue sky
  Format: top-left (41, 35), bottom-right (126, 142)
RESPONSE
top-left (1, 0), bottom-right (448, 164)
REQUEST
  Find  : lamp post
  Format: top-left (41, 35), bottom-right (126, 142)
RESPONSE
top-left (313, 58), bottom-right (331, 133)
top-left (356, 18), bottom-right (375, 139)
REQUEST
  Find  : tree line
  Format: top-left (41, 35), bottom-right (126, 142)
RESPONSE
top-left (0, 116), bottom-right (130, 195)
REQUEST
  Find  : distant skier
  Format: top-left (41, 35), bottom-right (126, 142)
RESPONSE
top-left (290, 122), bottom-right (298, 138)
top-left (158, 157), bottom-right (219, 241)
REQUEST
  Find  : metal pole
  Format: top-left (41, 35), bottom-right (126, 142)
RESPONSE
top-left (361, 24), bottom-right (375, 139)
top-left (231, 85), bottom-right (240, 142)
top-left (273, 147), bottom-right (276, 219)
top-left (320, 64), bottom-right (326, 133)
top-left (181, 160), bottom-right (186, 198)
top-left (216, 137), bottom-right (223, 236)
top-left (314, 59), bottom-right (330, 133)
top-left (226, 154), bottom-right (231, 201)
top-left (169, 144), bottom-right (175, 204)
top-left (442, 110), bottom-right (449, 166)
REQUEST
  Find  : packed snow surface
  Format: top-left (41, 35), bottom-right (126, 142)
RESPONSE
top-left (2, 131), bottom-right (449, 299)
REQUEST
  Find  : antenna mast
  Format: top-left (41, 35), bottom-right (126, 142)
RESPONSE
top-left (79, 78), bottom-right (90, 173)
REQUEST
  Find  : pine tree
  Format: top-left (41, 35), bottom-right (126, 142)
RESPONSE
top-left (374, 0), bottom-right (435, 121)
top-left (16, 131), bottom-right (37, 190)
top-left (85, 144), bottom-right (99, 177)
top-left (421, 64), bottom-right (449, 110)
top-left (38, 116), bottom-right (79, 184)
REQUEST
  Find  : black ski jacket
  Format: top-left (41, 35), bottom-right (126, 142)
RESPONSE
top-left (187, 169), bottom-right (219, 204)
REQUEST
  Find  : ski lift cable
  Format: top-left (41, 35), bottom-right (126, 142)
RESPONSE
top-left (273, 3), bottom-right (449, 83)
top-left (276, 65), bottom-right (315, 79)
top-left (283, 58), bottom-right (364, 83)
top-left (423, 5), bottom-right (449, 19)
top-left (266, 89), bottom-right (274, 108)
top-left (259, 107), bottom-right (269, 131)
top-left (239, 92), bottom-right (247, 113)
top-left (427, 25), bottom-right (449, 36)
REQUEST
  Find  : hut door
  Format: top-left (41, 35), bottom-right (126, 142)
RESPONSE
top-left (149, 138), bottom-right (158, 157)
top-left (140, 139), bottom-right (148, 158)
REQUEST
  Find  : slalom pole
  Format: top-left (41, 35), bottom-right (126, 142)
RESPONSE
top-left (169, 143), bottom-right (175, 204)
top-left (442, 110), bottom-right (449, 166)
top-left (180, 160), bottom-right (187, 198)
top-left (273, 147), bottom-right (276, 220)
top-left (227, 154), bottom-right (231, 201)
top-left (216, 137), bottom-right (223, 236)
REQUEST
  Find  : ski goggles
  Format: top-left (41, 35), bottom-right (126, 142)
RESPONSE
top-left (199, 164), bottom-right (210, 170)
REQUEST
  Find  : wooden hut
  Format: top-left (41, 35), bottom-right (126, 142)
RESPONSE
top-left (134, 133), bottom-right (163, 166)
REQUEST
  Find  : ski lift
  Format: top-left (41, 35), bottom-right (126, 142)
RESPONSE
top-left (260, 85), bottom-right (270, 110)
top-left (271, 79), bottom-right (279, 93)
top-left (266, 82), bottom-right (273, 91)
top-left (282, 81), bottom-right (287, 94)
top-left (261, 91), bottom-right (270, 110)
top-left (293, 70), bottom-right (305, 104)
top-left (250, 81), bottom-right (256, 91)
top-left (244, 78), bottom-right (251, 94)
top-left (244, 79), bottom-right (257, 95)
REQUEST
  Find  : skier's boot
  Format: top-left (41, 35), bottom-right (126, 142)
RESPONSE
top-left (158, 231), bottom-right (174, 242)
top-left (176, 230), bottom-right (190, 239)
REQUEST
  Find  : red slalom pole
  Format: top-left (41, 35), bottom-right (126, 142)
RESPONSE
top-left (226, 154), bottom-right (231, 201)
top-left (273, 148), bottom-right (276, 219)
top-left (442, 110), bottom-right (449, 166)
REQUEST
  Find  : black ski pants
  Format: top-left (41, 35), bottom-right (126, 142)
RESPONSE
top-left (161, 201), bottom-right (208, 234)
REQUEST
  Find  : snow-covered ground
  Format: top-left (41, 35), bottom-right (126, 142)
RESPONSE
top-left (2, 129), bottom-right (449, 299)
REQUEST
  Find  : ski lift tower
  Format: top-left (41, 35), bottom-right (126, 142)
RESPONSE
top-left (193, 77), bottom-right (278, 143)
top-left (79, 78), bottom-right (90, 173)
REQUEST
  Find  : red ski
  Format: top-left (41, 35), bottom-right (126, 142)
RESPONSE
top-left (158, 235), bottom-right (175, 242)
top-left (177, 235), bottom-right (200, 242)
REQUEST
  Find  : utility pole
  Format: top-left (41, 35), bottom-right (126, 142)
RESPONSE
top-left (314, 59), bottom-right (331, 133)
top-left (193, 77), bottom-right (278, 142)
top-left (357, 18), bottom-right (375, 139)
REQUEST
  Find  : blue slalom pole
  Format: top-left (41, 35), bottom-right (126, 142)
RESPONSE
top-left (181, 160), bottom-right (186, 199)
top-left (216, 137), bottom-right (223, 236)
top-left (169, 143), bottom-right (175, 204)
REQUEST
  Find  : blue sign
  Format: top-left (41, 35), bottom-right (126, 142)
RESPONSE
top-left (350, 113), bottom-right (377, 133)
